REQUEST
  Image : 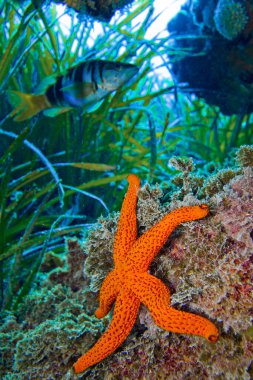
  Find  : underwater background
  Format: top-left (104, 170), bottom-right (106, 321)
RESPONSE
top-left (0, 0), bottom-right (253, 379)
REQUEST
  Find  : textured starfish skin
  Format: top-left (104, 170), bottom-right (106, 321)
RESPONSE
top-left (73, 174), bottom-right (218, 373)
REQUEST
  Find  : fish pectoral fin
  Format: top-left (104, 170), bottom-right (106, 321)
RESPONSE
top-left (61, 82), bottom-right (96, 99)
top-left (43, 107), bottom-right (73, 117)
top-left (84, 99), bottom-right (104, 113)
top-left (35, 74), bottom-right (57, 94)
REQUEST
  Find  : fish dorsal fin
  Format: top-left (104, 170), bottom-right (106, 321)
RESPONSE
top-left (61, 82), bottom-right (96, 99)
top-left (35, 74), bottom-right (58, 94)
top-left (43, 107), bottom-right (73, 117)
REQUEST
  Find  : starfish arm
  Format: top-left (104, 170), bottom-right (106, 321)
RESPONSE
top-left (126, 204), bottom-right (209, 272)
top-left (95, 270), bottom-right (120, 318)
top-left (129, 273), bottom-right (218, 342)
top-left (113, 174), bottom-right (140, 266)
top-left (73, 289), bottom-right (140, 373)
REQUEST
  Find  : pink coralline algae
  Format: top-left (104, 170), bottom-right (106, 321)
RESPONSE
top-left (166, 168), bottom-right (253, 335)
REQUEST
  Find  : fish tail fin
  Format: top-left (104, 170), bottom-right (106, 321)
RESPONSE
top-left (7, 90), bottom-right (50, 122)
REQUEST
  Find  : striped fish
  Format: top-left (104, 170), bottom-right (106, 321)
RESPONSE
top-left (8, 60), bottom-right (138, 122)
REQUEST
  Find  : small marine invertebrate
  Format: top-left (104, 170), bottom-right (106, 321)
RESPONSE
top-left (214, 0), bottom-right (249, 40)
top-left (73, 174), bottom-right (218, 373)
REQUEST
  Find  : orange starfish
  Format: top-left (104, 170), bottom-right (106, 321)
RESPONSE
top-left (73, 174), bottom-right (218, 373)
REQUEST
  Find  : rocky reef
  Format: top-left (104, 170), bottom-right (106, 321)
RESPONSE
top-left (168, 0), bottom-right (253, 115)
top-left (55, 0), bottom-right (134, 21)
top-left (1, 146), bottom-right (252, 379)
top-left (16, 0), bottom-right (134, 21)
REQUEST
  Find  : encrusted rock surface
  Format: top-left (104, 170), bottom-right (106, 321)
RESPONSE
top-left (1, 146), bottom-right (252, 379)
